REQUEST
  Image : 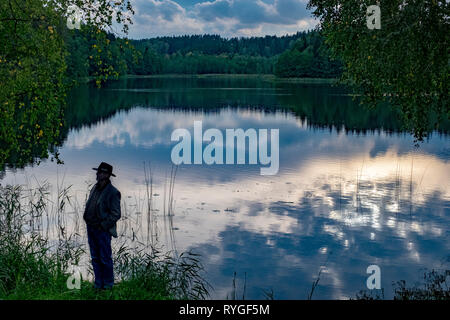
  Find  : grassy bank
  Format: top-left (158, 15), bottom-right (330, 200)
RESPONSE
top-left (0, 184), bottom-right (210, 300)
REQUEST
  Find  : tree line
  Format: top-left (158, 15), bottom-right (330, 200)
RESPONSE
top-left (65, 30), bottom-right (342, 78)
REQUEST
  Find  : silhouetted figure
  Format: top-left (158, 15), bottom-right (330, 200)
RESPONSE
top-left (84, 162), bottom-right (121, 289)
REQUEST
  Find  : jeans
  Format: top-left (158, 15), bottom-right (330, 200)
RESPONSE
top-left (87, 224), bottom-right (114, 289)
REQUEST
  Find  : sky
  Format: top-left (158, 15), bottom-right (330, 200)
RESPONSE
top-left (124, 0), bottom-right (318, 39)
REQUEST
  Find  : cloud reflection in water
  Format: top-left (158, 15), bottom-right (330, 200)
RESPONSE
top-left (3, 103), bottom-right (449, 299)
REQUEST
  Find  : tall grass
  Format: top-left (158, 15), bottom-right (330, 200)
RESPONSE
top-left (0, 184), bottom-right (81, 298)
top-left (0, 170), bottom-right (211, 300)
top-left (226, 271), bottom-right (247, 300)
top-left (355, 268), bottom-right (450, 300)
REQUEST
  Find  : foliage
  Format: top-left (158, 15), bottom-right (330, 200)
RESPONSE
top-left (307, 0), bottom-right (449, 141)
top-left (65, 31), bottom-right (342, 76)
top-left (65, 26), bottom-right (138, 82)
top-left (0, 0), bottom-right (66, 170)
top-left (114, 245), bottom-right (211, 300)
top-left (0, 0), bottom-right (134, 171)
top-left (129, 33), bottom-right (304, 75)
top-left (275, 31), bottom-right (342, 78)
top-left (134, 33), bottom-right (304, 57)
top-left (355, 288), bottom-right (385, 300)
top-left (128, 32), bottom-right (341, 76)
top-left (393, 269), bottom-right (450, 300)
top-left (355, 269), bottom-right (450, 300)
top-left (0, 184), bottom-right (78, 297)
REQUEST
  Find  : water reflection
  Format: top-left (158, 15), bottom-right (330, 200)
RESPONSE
top-left (2, 77), bottom-right (449, 299)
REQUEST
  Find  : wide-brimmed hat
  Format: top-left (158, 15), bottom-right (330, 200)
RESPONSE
top-left (92, 162), bottom-right (116, 177)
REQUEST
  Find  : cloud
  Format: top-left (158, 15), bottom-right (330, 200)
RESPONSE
top-left (194, 0), bottom-right (310, 25)
top-left (135, 0), bottom-right (185, 22)
top-left (127, 0), bottom-right (316, 38)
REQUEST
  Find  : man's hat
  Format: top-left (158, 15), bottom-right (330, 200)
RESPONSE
top-left (93, 162), bottom-right (116, 177)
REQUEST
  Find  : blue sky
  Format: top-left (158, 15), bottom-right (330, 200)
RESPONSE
top-left (125, 0), bottom-right (317, 39)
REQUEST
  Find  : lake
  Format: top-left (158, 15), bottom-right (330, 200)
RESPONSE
top-left (2, 75), bottom-right (449, 299)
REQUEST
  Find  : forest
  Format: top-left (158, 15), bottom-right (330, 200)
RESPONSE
top-left (65, 30), bottom-right (342, 79)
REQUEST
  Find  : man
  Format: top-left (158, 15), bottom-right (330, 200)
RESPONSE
top-left (83, 162), bottom-right (121, 289)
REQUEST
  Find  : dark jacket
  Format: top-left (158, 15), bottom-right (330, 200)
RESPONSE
top-left (84, 182), bottom-right (121, 238)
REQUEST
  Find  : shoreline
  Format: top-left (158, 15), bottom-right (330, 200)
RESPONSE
top-left (79, 74), bottom-right (338, 84)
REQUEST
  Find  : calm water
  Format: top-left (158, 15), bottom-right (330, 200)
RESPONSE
top-left (2, 76), bottom-right (449, 299)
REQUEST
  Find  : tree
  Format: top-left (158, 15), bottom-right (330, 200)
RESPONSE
top-left (0, 0), bottom-right (134, 170)
top-left (307, 0), bottom-right (449, 141)
top-left (275, 32), bottom-right (341, 78)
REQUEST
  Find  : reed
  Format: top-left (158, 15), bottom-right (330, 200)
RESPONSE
top-left (355, 268), bottom-right (449, 300)
top-left (226, 271), bottom-right (247, 300)
top-left (0, 169), bottom-right (210, 300)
